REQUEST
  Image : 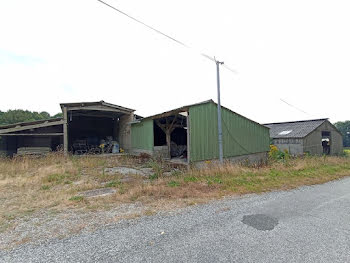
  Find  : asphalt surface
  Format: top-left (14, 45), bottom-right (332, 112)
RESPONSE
top-left (2, 177), bottom-right (350, 263)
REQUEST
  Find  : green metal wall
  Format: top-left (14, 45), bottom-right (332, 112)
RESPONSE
top-left (189, 102), bottom-right (270, 162)
top-left (131, 119), bottom-right (154, 151)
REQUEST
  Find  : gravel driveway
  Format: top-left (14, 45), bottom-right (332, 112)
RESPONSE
top-left (2, 177), bottom-right (350, 262)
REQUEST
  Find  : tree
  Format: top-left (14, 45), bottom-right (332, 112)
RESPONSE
top-left (0, 110), bottom-right (62, 126)
top-left (53, 113), bottom-right (63, 118)
top-left (334, 121), bottom-right (350, 147)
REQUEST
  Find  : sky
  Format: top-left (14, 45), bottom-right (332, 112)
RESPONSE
top-left (0, 0), bottom-right (349, 123)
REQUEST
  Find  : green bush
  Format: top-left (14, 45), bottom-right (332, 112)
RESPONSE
top-left (269, 145), bottom-right (290, 160)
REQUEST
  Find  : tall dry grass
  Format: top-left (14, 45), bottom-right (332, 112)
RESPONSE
top-left (0, 153), bottom-right (349, 231)
top-left (0, 154), bottom-right (141, 227)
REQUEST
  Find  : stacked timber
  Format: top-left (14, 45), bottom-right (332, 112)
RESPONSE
top-left (17, 147), bottom-right (51, 156)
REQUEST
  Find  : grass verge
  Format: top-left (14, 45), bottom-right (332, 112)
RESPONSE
top-left (0, 153), bottom-right (349, 233)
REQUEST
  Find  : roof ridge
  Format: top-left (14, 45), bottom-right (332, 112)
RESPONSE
top-left (264, 118), bottom-right (328, 126)
top-left (59, 101), bottom-right (135, 112)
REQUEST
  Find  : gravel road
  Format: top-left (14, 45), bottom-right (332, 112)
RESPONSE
top-left (2, 177), bottom-right (350, 263)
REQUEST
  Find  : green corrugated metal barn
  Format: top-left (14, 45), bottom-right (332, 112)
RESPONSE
top-left (131, 100), bottom-right (270, 164)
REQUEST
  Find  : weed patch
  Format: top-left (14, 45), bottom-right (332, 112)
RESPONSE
top-left (69, 196), bottom-right (84, 202)
top-left (184, 176), bottom-right (198, 182)
top-left (105, 181), bottom-right (121, 188)
top-left (206, 176), bottom-right (223, 185)
top-left (168, 181), bottom-right (181, 187)
top-left (40, 185), bottom-right (50, 191)
top-left (149, 173), bottom-right (158, 180)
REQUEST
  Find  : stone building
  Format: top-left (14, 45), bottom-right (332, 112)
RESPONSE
top-left (265, 119), bottom-right (343, 155)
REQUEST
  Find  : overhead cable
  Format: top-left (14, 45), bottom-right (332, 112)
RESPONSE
top-left (280, 99), bottom-right (310, 116)
top-left (97, 0), bottom-right (188, 48)
top-left (97, 0), bottom-right (237, 74)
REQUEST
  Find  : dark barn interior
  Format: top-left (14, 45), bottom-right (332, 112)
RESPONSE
top-left (0, 118), bottom-right (64, 156)
top-left (67, 110), bottom-right (119, 154)
top-left (153, 114), bottom-right (188, 159)
top-left (62, 101), bottom-right (135, 155)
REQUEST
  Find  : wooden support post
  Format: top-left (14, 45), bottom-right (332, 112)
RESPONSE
top-left (63, 107), bottom-right (68, 155)
top-left (166, 131), bottom-right (171, 159)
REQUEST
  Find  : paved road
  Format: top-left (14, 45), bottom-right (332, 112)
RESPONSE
top-left (2, 178), bottom-right (350, 263)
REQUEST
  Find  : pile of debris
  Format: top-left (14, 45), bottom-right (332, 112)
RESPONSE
top-left (17, 147), bottom-right (51, 156)
top-left (72, 136), bottom-right (121, 155)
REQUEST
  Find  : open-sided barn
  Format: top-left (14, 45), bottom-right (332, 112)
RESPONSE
top-left (131, 100), bottom-right (270, 164)
top-left (0, 118), bottom-right (64, 156)
top-left (0, 101), bottom-right (136, 156)
top-left (0, 99), bottom-right (270, 164)
top-left (264, 118), bottom-right (343, 156)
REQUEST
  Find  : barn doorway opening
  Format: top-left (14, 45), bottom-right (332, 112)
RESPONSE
top-left (66, 109), bottom-right (131, 155)
top-left (322, 131), bottom-right (331, 155)
top-left (153, 113), bottom-right (188, 161)
top-left (154, 122), bottom-right (166, 147)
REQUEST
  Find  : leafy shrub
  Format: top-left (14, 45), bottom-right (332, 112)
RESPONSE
top-left (269, 145), bottom-right (290, 160)
top-left (269, 145), bottom-right (279, 159)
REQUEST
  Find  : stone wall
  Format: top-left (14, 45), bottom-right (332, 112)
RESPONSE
top-left (118, 113), bottom-right (134, 152)
top-left (195, 151), bottom-right (268, 168)
top-left (272, 138), bottom-right (304, 155)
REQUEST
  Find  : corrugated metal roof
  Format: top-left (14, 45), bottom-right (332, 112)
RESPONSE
top-left (264, 119), bottom-right (328, 138)
top-left (60, 100), bottom-right (135, 112)
top-left (139, 100), bottom-right (268, 129)
top-left (0, 117), bottom-right (63, 130)
top-left (140, 100), bottom-right (214, 120)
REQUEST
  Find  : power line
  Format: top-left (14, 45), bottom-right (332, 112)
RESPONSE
top-left (222, 64), bottom-right (238, 74)
top-left (97, 0), bottom-right (237, 74)
top-left (280, 99), bottom-right (310, 116)
top-left (98, 0), bottom-right (239, 164)
top-left (97, 0), bottom-right (188, 48)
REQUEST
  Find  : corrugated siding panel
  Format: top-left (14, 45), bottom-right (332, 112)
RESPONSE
top-left (221, 107), bottom-right (270, 157)
top-left (189, 102), bottom-right (270, 162)
top-left (131, 119), bottom-right (153, 151)
top-left (189, 103), bottom-right (219, 161)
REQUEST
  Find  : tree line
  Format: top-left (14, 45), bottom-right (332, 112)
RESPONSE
top-left (334, 121), bottom-right (350, 147)
top-left (0, 110), bottom-right (62, 126)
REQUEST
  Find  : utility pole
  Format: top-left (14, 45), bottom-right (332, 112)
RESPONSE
top-left (215, 59), bottom-right (224, 163)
